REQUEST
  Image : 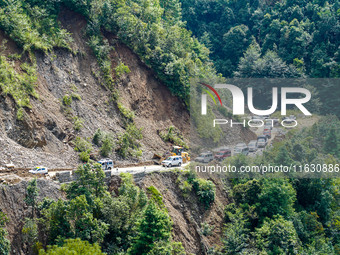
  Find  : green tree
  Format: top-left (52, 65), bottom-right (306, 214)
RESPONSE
top-left (22, 218), bottom-right (39, 254)
top-left (257, 179), bottom-right (296, 220)
top-left (255, 216), bottom-right (301, 254)
top-left (25, 178), bottom-right (39, 218)
top-left (66, 195), bottom-right (109, 244)
top-left (292, 211), bottom-right (324, 245)
top-left (92, 129), bottom-right (103, 146)
top-left (295, 179), bottom-right (335, 224)
top-left (324, 128), bottom-right (338, 157)
top-left (221, 24), bottom-right (252, 76)
top-left (0, 212), bottom-right (10, 255)
top-left (275, 146), bottom-right (293, 166)
top-left (66, 163), bottom-right (106, 205)
top-left (40, 199), bottom-right (72, 245)
top-left (192, 178), bottom-right (215, 209)
top-left (130, 201), bottom-right (172, 255)
top-left (100, 134), bottom-right (114, 157)
top-left (147, 241), bottom-right (186, 255)
top-left (39, 238), bottom-right (105, 255)
top-left (100, 173), bottom-right (148, 253)
top-left (223, 204), bottom-right (250, 254)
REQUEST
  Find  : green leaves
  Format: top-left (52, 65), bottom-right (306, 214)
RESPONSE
top-left (66, 163), bottom-right (107, 202)
top-left (39, 238), bottom-right (106, 255)
top-left (67, 195), bottom-right (109, 244)
top-left (0, 212), bottom-right (10, 255)
top-left (255, 216), bottom-right (301, 254)
top-left (0, 1), bottom-right (72, 53)
top-left (258, 179), bottom-right (297, 219)
top-left (116, 123), bottom-right (143, 158)
top-left (25, 178), bottom-right (39, 218)
top-left (0, 56), bottom-right (38, 118)
top-left (130, 201), bottom-right (172, 255)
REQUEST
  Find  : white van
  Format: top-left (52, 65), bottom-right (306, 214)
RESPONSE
top-left (98, 159), bottom-right (114, 170)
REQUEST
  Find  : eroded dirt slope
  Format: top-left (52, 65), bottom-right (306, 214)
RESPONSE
top-left (0, 7), bottom-right (189, 169)
top-left (0, 180), bottom-right (62, 254)
top-left (136, 171), bottom-right (229, 255)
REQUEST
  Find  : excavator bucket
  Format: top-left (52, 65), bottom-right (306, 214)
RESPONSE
top-left (152, 153), bottom-right (164, 165)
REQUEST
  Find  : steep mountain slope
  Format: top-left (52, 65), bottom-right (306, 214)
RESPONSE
top-left (0, 8), bottom-right (189, 168)
top-left (1, 171), bottom-right (228, 255)
top-left (136, 171), bottom-right (229, 254)
top-left (0, 180), bottom-right (62, 254)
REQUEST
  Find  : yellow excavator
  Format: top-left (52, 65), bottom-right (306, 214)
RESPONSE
top-left (153, 146), bottom-right (190, 165)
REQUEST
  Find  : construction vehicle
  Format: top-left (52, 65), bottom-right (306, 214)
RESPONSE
top-left (153, 146), bottom-right (190, 165)
top-left (170, 146), bottom-right (190, 163)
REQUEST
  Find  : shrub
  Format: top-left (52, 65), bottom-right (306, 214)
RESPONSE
top-left (192, 178), bottom-right (215, 209)
top-left (79, 151), bottom-right (90, 162)
top-left (115, 62), bottom-right (130, 78)
top-left (147, 186), bottom-right (164, 209)
top-left (116, 124), bottom-right (143, 158)
top-left (100, 134), bottom-right (114, 157)
top-left (0, 1), bottom-right (72, 53)
top-left (62, 95), bottom-right (72, 106)
top-left (159, 126), bottom-right (187, 149)
top-left (179, 180), bottom-right (192, 195)
top-left (39, 238), bottom-right (105, 255)
top-left (88, 35), bottom-right (114, 89)
top-left (200, 222), bottom-right (214, 236)
top-left (73, 137), bottom-right (93, 162)
top-left (92, 129), bottom-right (103, 146)
top-left (0, 56), bottom-right (38, 109)
top-left (71, 93), bottom-right (82, 101)
top-left (176, 174), bottom-right (193, 197)
top-left (117, 103), bottom-right (135, 122)
top-left (17, 108), bottom-right (25, 120)
top-left (72, 116), bottom-right (84, 131)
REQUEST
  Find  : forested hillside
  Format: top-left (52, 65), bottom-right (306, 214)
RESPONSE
top-left (181, 0), bottom-right (340, 116)
top-left (181, 0), bottom-right (339, 78)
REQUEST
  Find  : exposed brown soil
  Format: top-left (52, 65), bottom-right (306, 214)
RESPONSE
top-left (0, 180), bottom-right (63, 255)
top-left (0, 7), bottom-right (189, 169)
top-left (138, 171), bottom-right (229, 255)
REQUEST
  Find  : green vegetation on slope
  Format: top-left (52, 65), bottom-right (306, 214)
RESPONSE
top-left (19, 165), bottom-right (185, 255)
top-left (0, 0), bottom-right (219, 106)
top-left (0, 55), bottom-right (38, 119)
top-left (0, 211), bottom-right (10, 255)
top-left (212, 116), bottom-right (340, 254)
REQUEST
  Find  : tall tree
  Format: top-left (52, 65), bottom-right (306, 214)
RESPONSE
top-left (0, 212), bottom-right (10, 255)
top-left (130, 201), bottom-right (172, 255)
top-left (25, 179), bottom-right (39, 218)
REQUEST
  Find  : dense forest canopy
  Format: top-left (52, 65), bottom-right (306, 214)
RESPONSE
top-left (181, 0), bottom-right (340, 117)
top-left (180, 0), bottom-right (340, 78)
